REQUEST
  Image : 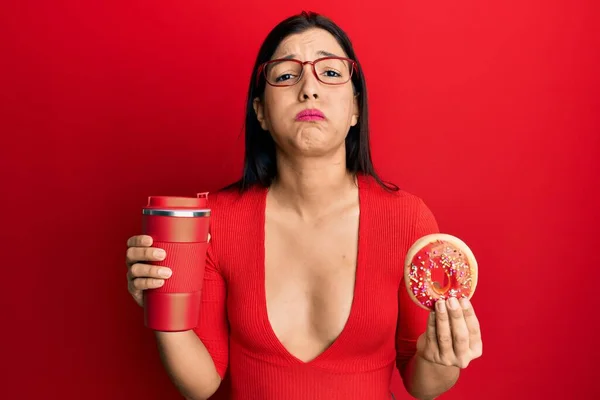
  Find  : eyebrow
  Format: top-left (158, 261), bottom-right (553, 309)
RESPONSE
top-left (277, 50), bottom-right (341, 60)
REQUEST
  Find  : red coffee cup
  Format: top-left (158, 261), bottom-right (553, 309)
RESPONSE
top-left (141, 193), bottom-right (211, 331)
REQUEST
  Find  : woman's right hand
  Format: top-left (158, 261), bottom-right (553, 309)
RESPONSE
top-left (126, 235), bottom-right (173, 307)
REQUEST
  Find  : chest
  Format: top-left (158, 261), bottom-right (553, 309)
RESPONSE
top-left (264, 209), bottom-right (359, 349)
top-left (221, 205), bottom-right (403, 364)
top-left (265, 209), bottom-right (359, 309)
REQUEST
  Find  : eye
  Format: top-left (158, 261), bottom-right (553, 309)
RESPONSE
top-left (322, 69), bottom-right (342, 77)
top-left (275, 73), bottom-right (297, 82)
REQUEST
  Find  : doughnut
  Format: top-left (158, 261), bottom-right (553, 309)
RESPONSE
top-left (404, 233), bottom-right (478, 310)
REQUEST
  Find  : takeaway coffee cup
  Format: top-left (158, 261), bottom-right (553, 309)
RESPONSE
top-left (141, 193), bottom-right (211, 331)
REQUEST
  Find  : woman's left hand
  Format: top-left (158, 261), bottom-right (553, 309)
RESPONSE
top-left (416, 297), bottom-right (483, 369)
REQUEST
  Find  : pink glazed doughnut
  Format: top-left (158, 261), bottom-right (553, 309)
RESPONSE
top-left (404, 233), bottom-right (478, 311)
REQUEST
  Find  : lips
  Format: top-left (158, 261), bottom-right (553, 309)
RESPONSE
top-left (295, 108), bottom-right (325, 121)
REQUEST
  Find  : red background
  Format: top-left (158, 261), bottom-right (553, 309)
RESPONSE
top-left (1, 1), bottom-right (598, 399)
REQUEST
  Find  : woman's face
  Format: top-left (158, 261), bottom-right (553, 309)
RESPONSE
top-left (253, 28), bottom-right (359, 158)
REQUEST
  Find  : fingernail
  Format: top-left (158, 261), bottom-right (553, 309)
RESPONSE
top-left (159, 268), bottom-right (172, 278)
top-left (460, 298), bottom-right (470, 310)
top-left (154, 249), bottom-right (166, 259)
top-left (436, 300), bottom-right (446, 313)
top-left (448, 297), bottom-right (459, 310)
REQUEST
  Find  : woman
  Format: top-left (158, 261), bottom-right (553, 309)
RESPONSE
top-left (125, 11), bottom-right (482, 400)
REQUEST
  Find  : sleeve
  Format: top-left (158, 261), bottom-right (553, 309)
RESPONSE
top-left (396, 199), bottom-right (440, 377)
top-left (192, 239), bottom-right (229, 379)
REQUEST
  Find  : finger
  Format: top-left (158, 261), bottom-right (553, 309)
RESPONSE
top-left (130, 263), bottom-right (172, 279)
top-left (460, 298), bottom-right (483, 357)
top-left (425, 310), bottom-right (437, 342)
top-left (435, 299), bottom-right (454, 365)
top-left (131, 290), bottom-right (143, 307)
top-left (127, 280), bottom-right (146, 307)
top-left (424, 311), bottom-right (440, 362)
top-left (132, 277), bottom-right (165, 290)
top-left (126, 246), bottom-right (166, 266)
top-left (447, 297), bottom-right (470, 367)
top-left (127, 235), bottom-right (153, 248)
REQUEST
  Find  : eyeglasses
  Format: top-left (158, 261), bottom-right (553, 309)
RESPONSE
top-left (256, 56), bottom-right (358, 87)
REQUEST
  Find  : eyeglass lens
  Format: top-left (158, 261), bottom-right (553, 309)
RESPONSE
top-left (265, 58), bottom-right (352, 86)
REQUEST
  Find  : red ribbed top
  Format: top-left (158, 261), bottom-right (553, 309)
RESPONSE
top-left (193, 174), bottom-right (439, 399)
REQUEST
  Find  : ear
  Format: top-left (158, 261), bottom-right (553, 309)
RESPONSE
top-left (253, 97), bottom-right (268, 130)
top-left (350, 93), bottom-right (360, 127)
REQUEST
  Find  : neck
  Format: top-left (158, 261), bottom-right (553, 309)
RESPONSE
top-left (269, 148), bottom-right (358, 220)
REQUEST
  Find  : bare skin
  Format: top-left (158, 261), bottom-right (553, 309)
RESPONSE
top-left (264, 173), bottom-right (359, 362)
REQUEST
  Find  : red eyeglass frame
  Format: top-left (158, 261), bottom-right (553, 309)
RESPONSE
top-left (256, 56), bottom-right (359, 88)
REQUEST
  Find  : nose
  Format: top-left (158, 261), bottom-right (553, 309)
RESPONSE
top-left (298, 64), bottom-right (320, 101)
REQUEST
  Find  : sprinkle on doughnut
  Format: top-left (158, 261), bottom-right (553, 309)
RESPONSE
top-left (406, 238), bottom-right (475, 310)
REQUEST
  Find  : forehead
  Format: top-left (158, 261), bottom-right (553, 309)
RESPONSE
top-left (272, 28), bottom-right (347, 60)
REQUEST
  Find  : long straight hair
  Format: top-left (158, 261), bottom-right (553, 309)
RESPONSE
top-left (231, 11), bottom-right (397, 192)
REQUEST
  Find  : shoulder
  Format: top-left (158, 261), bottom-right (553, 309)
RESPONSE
top-left (206, 183), bottom-right (265, 212)
top-left (205, 182), bottom-right (267, 235)
top-left (359, 174), bottom-right (434, 216)
top-left (203, 183), bottom-right (266, 264)
top-left (359, 174), bottom-right (439, 236)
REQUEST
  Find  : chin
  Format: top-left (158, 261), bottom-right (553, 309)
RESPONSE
top-left (274, 125), bottom-right (345, 157)
top-left (295, 128), bottom-right (332, 152)
top-left (293, 139), bottom-right (346, 159)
